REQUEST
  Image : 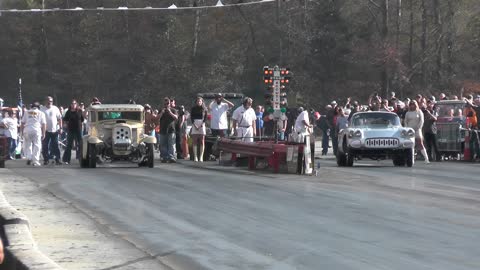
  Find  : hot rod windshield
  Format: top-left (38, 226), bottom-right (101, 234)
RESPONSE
top-left (351, 113), bottom-right (401, 128)
top-left (97, 111), bottom-right (142, 121)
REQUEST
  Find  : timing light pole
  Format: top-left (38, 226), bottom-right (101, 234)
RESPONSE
top-left (263, 65), bottom-right (291, 143)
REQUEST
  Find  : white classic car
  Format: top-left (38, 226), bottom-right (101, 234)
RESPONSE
top-left (337, 111), bottom-right (415, 167)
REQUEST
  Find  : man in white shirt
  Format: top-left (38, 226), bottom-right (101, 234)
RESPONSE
top-left (0, 109), bottom-right (19, 159)
top-left (41, 96), bottom-right (63, 165)
top-left (21, 102), bottom-right (46, 166)
top-left (209, 93), bottom-right (234, 137)
top-left (232, 97), bottom-right (256, 142)
top-left (295, 107), bottom-right (312, 133)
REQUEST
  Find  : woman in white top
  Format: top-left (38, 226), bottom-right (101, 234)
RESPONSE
top-left (404, 100), bottom-right (429, 164)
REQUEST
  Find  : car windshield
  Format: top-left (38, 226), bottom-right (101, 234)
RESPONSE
top-left (436, 103), bottom-right (466, 120)
top-left (351, 113), bottom-right (401, 128)
top-left (98, 111), bottom-right (142, 121)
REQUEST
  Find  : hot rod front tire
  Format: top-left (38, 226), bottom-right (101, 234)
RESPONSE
top-left (79, 144), bottom-right (88, 168)
top-left (88, 143), bottom-right (97, 168)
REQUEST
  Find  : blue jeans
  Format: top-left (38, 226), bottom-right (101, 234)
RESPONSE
top-left (7, 137), bottom-right (16, 159)
top-left (63, 130), bottom-right (82, 163)
top-left (159, 133), bottom-right (176, 160)
top-left (321, 130), bottom-right (329, 154)
top-left (43, 131), bottom-right (61, 162)
top-left (330, 133), bottom-right (338, 156)
top-left (277, 131), bottom-right (285, 141)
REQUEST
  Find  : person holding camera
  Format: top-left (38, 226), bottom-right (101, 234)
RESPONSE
top-left (158, 97), bottom-right (178, 163)
top-left (422, 100), bottom-right (441, 161)
top-left (368, 92), bottom-right (382, 111)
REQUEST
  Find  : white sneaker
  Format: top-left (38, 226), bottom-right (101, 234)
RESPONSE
top-left (425, 160), bottom-right (430, 164)
top-left (32, 162), bottom-right (41, 167)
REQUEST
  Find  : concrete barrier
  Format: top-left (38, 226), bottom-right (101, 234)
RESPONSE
top-left (0, 191), bottom-right (62, 270)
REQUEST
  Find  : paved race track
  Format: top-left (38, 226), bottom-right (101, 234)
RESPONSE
top-left (5, 158), bottom-right (480, 270)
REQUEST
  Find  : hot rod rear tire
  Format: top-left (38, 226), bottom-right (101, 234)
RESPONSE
top-left (147, 143), bottom-right (154, 168)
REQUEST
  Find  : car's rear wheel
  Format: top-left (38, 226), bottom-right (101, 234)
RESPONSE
top-left (88, 143), bottom-right (97, 168)
top-left (80, 143), bottom-right (88, 168)
top-left (146, 143), bottom-right (154, 168)
top-left (337, 152), bottom-right (347, 166)
top-left (405, 148), bottom-right (414, 167)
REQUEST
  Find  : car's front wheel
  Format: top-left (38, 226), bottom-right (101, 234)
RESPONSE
top-left (405, 148), bottom-right (414, 167)
top-left (393, 153), bottom-right (406, 166)
top-left (88, 143), bottom-right (97, 168)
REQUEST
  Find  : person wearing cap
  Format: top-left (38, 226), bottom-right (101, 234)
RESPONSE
top-left (209, 93), bottom-right (234, 138)
top-left (91, 97), bottom-right (101, 106)
top-left (21, 102), bottom-right (46, 166)
top-left (395, 101), bottom-right (407, 125)
top-left (232, 97), bottom-right (256, 142)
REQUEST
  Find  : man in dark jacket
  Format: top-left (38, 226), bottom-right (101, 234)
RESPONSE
top-left (317, 111), bottom-right (330, 155)
top-left (62, 99), bottom-right (84, 164)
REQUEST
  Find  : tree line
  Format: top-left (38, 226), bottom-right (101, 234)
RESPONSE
top-left (0, 0), bottom-right (479, 110)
